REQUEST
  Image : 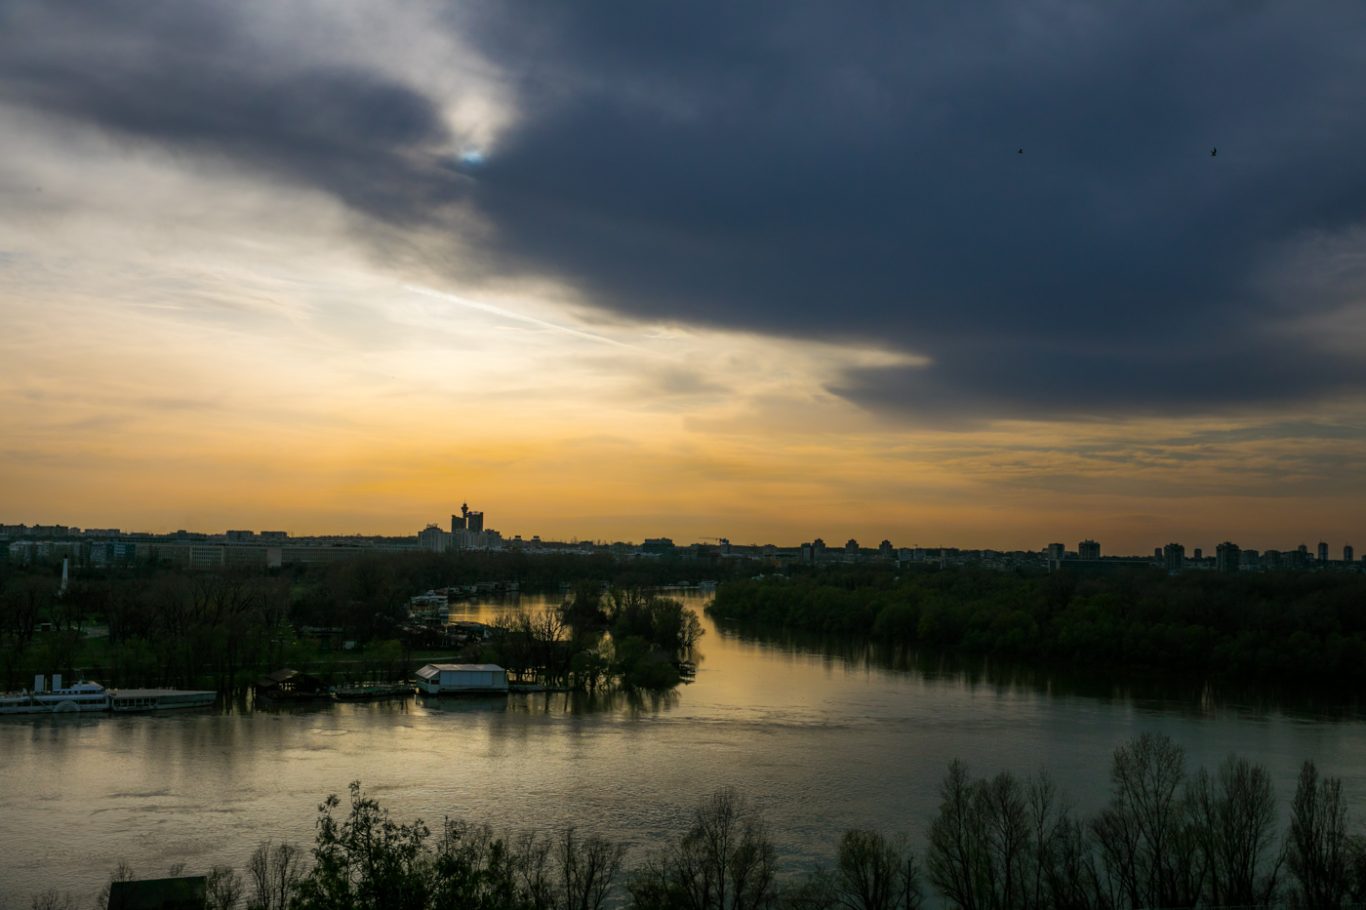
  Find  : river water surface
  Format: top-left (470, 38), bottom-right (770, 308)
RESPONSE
top-left (3, 591), bottom-right (1366, 904)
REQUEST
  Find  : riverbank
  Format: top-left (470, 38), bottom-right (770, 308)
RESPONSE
top-left (708, 567), bottom-right (1366, 686)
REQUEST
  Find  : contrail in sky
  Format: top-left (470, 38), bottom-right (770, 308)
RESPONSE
top-left (403, 284), bottom-right (632, 348)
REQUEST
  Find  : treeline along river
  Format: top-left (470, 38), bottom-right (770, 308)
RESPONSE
top-left (3, 591), bottom-right (1366, 905)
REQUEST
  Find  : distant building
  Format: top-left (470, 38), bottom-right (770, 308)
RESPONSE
top-left (1193, 548), bottom-right (1203, 561)
top-left (878, 539), bottom-right (894, 559)
top-left (1346, 544), bottom-right (1356, 564)
top-left (448, 503), bottom-right (495, 548)
top-left (415, 663), bottom-right (509, 694)
top-left (844, 539), bottom-right (860, 556)
top-left (1215, 541), bottom-right (1241, 574)
top-left (225, 530), bottom-right (255, 542)
top-left (1263, 549), bottom-right (1282, 569)
top-left (1046, 543), bottom-right (1065, 561)
top-left (1318, 541), bottom-right (1329, 563)
top-left (1078, 539), bottom-right (1101, 560)
top-left (418, 524), bottom-right (450, 553)
top-left (1163, 543), bottom-right (1185, 573)
top-left (641, 537), bottom-right (675, 554)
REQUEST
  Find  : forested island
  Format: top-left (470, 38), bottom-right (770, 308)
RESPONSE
top-left (7, 552), bottom-right (1366, 696)
top-left (708, 566), bottom-right (1366, 684)
top-left (0, 551), bottom-right (722, 695)
top-left (28, 734), bottom-right (1366, 910)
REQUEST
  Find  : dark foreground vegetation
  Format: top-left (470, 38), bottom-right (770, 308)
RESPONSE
top-left (0, 551), bottom-right (717, 693)
top-left (710, 566), bottom-right (1366, 683)
top-left (26, 734), bottom-right (1366, 910)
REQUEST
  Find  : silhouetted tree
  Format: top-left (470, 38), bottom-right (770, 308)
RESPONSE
top-left (629, 788), bottom-right (778, 910)
top-left (1188, 755), bottom-right (1281, 907)
top-left (246, 841), bottom-right (302, 910)
top-left (833, 829), bottom-right (923, 910)
top-left (1090, 733), bottom-right (1200, 909)
top-left (1287, 760), bottom-right (1351, 909)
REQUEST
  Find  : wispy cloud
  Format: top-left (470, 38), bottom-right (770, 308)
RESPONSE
top-left (404, 285), bottom-right (633, 349)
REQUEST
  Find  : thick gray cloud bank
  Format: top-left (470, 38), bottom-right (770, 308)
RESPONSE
top-left (5, 1), bottom-right (1366, 420)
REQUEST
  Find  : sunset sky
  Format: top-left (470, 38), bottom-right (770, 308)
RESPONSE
top-left (3, 2), bottom-right (1366, 553)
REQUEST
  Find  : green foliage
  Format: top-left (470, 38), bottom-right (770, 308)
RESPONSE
top-left (710, 567), bottom-right (1366, 684)
top-left (287, 782), bottom-right (626, 910)
top-left (292, 782), bottom-right (432, 910)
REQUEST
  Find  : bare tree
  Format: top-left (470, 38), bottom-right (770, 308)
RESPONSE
top-left (927, 760), bottom-right (987, 910)
top-left (514, 830), bottom-right (556, 910)
top-left (207, 865), bottom-right (245, 910)
top-left (1188, 755), bottom-right (1281, 907)
top-left (1287, 760), bottom-right (1350, 909)
top-left (629, 788), bottom-right (778, 910)
top-left (1090, 732), bottom-right (1200, 909)
top-left (833, 829), bottom-right (922, 910)
top-left (246, 841), bottom-right (303, 910)
top-left (93, 859), bottom-right (136, 910)
top-left (557, 827), bottom-right (626, 910)
top-left (28, 892), bottom-right (78, 910)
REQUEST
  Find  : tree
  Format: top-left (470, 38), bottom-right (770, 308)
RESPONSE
top-left (206, 865), bottom-right (244, 910)
top-left (1090, 732), bottom-right (1200, 909)
top-left (629, 788), bottom-right (778, 910)
top-left (833, 829), bottom-right (922, 910)
top-left (246, 841), bottom-right (302, 910)
top-left (1287, 760), bottom-right (1350, 909)
top-left (28, 891), bottom-right (78, 910)
top-left (93, 859), bottom-right (135, 910)
top-left (1188, 755), bottom-right (1280, 907)
top-left (291, 782), bottom-right (431, 910)
top-left (557, 826), bottom-right (626, 910)
top-left (926, 760), bottom-right (987, 910)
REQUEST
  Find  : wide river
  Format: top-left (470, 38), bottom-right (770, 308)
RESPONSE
top-left (3, 590), bottom-right (1366, 904)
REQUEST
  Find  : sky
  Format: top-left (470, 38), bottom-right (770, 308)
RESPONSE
top-left (2, 1), bottom-right (1366, 553)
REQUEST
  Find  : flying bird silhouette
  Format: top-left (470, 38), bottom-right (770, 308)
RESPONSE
top-left (1210, 147), bottom-right (1217, 157)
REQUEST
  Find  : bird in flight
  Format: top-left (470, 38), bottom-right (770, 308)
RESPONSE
top-left (1210, 147), bottom-right (1217, 157)
top-left (1017, 148), bottom-right (1024, 155)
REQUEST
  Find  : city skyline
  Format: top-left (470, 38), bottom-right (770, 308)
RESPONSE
top-left (4, 3), bottom-right (1366, 553)
top-left (1, 513), bottom-right (1357, 561)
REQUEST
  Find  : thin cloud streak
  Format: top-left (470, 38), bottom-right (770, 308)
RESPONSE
top-left (404, 284), bottom-right (634, 349)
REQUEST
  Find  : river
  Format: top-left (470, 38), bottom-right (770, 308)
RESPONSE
top-left (3, 590), bottom-right (1365, 904)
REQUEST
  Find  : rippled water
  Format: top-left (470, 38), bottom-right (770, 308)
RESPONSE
top-left (3, 590), bottom-right (1366, 904)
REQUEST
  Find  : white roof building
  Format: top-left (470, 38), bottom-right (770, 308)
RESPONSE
top-left (415, 663), bottom-right (508, 694)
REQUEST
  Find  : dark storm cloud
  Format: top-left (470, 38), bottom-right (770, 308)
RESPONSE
top-left (5, 1), bottom-right (1366, 420)
top-left (458, 1), bottom-right (1366, 418)
top-left (0, 1), bottom-right (460, 222)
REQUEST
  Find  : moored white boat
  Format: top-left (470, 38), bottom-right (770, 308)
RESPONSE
top-left (0, 675), bottom-right (110, 715)
top-left (0, 675), bottom-right (217, 715)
